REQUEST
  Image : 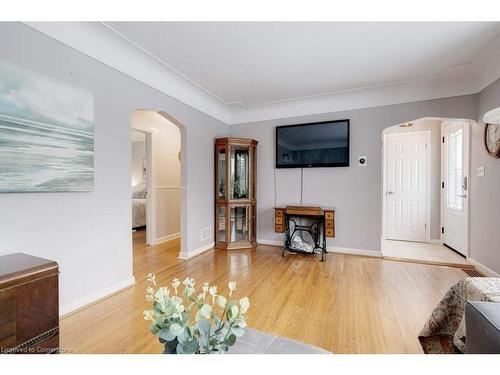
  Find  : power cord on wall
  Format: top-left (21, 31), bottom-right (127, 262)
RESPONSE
top-left (300, 168), bottom-right (304, 205)
top-left (273, 164), bottom-right (305, 206)
top-left (273, 167), bottom-right (277, 208)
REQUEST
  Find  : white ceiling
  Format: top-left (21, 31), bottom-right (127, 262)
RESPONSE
top-left (107, 22), bottom-right (500, 106)
top-left (25, 22), bottom-right (500, 124)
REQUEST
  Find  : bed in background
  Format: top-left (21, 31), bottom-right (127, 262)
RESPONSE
top-left (132, 183), bottom-right (147, 228)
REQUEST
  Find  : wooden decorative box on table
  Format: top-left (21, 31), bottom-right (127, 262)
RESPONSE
top-left (0, 253), bottom-right (59, 354)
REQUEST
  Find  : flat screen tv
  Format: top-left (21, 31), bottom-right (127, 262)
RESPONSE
top-left (276, 119), bottom-right (350, 168)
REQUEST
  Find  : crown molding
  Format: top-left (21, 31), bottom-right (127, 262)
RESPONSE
top-left (23, 22), bottom-right (500, 125)
top-left (23, 22), bottom-right (232, 123)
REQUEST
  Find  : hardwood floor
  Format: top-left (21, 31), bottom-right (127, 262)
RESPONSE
top-left (59, 230), bottom-right (467, 354)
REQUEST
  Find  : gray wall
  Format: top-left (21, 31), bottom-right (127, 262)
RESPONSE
top-left (230, 95), bottom-right (477, 252)
top-left (471, 78), bottom-right (500, 274)
top-left (0, 23), bottom-right (228, 314)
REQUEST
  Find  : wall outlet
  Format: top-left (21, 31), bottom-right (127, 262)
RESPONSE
top-left (201, 226), bottom-right (212, 241)
top-left (477, 166), bottom-right (485, 177)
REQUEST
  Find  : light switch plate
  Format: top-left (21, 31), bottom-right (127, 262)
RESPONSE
top-left (477, 166), bottom-right (485, 177)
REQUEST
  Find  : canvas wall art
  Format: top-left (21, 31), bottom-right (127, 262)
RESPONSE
top-left (0, 59), bottom-right (94, 192)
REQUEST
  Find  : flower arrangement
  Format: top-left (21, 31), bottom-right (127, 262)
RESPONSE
top-left (143, 274), bottom-right (250, 354)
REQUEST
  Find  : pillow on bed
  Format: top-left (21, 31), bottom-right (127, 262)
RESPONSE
top-left (132, 189), bottom-right (147, 199)
top-left (132, 183), bottom-right (147, 199)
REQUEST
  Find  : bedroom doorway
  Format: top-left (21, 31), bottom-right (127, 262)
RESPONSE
top-left (130, 110), bottom-right (184, 266)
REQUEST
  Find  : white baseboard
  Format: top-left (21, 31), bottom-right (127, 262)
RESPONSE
top-left (59, 276), bottom-right (136, 317)
top-left (467, 257), bottom-right (500, 277)
top-left (428, 239), bottom-right (443, 245)
top-left (178, 241), bottom-right (215, 260)
top-left (327, 246), bottom-right (382, 258)
top-left (257, 239), bottom-right (283, 247)
top-left (153, 232), bottom-right (180, 245)
top-left (257, 238), bottom-right (382, 258)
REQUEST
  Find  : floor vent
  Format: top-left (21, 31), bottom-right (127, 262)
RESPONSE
top-left (461, 268), bottom-right (485, 277)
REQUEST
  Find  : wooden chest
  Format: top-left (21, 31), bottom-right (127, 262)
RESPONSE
top-left (0, 253), bottom-right (59, 354)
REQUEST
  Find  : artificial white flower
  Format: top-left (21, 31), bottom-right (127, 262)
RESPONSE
top-left (239, 296), bottom-right (250, 314)
top-left (172, 278), bottom-right (180, 294)
top-left (147, 273), bottom-right (156, 286)
top-left (228, 281), bottom-right (237, 297)
top-left (155, 287), bottom-right (170, 301)
top-left (182, 277), bottom-right (195, 288)
top-left (145, 288), bottom-right (154, 302)
top-left (143, 309), bottom-right (155, 321)
top-left (209, 286), bottom-right (217, 303)
top-left (202, 282), bottom-right (210, 298)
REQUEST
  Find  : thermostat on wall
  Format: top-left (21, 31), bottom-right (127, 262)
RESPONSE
top-left (358, 156), bottom-right (367, 167)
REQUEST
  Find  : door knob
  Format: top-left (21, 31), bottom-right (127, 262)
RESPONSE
top-left (457, 194), bottom-right (467, 198)
top-left (387, 191), bottom-right (394, 195)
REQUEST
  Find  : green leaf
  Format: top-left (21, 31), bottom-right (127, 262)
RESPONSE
top-left (159, 328), bottom-right (175, 342)
top-left (199, 334), bottom-right (209, 351)
top-left (239, 296), bottom-right (250, 314)
top-left (197, 319), bottom-right (211, 336)
top-left (231, 326), bottom-right (245, 337)
top-left (177, 339), bottom-right (199, 354)
top-left (225, 334), bottom-right (237, 347)
top-left (169, 322), bottom-right (184, 337)
top-left (150, 322), bottom-right (161, 335)
top-left (178, 327), bottom-right (192, 344)
top-left (200, 304), bottom-right (212, 319)
top-left (227, 304), bottom-right (239, 321)
top-left (216, 295), bottom-right (227, 308)
top-left (213, 315), bottom-right (221, 327)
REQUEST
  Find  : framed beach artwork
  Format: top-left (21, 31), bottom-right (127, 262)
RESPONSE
top-left (0, 59), bottom-right (94, 192)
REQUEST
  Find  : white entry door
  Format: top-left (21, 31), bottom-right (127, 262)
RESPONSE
top-left (442, 121), bottom-right (469, 256)
top-left (385, 131), bottom-right (429, 241)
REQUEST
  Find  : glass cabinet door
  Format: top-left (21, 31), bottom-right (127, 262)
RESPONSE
top-left (230, 206), bottom-right (249, 242)
top-left (230, 145), bottom-right (249, 200)
top-left (250, 147), bottom-right (256, 199)
top-left (217, 145), bottom-right (226, 200)
top-left (217, 206), bottom-right (226, 242)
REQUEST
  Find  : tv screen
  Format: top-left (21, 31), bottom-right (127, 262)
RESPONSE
top-left (276, 120), bottom-right (350, 168)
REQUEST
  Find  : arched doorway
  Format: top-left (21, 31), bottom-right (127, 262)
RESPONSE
top-left (130, 109), bottom-right (187, 263)
top-left (380, 117), bottom-right (474, 266)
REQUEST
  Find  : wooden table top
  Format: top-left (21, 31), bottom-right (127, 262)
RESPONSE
top-left (274, 205), bottom-right (335, 216)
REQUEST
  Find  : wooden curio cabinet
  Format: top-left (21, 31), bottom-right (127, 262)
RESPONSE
top-left (215, 137), bottom-right (258, 250)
